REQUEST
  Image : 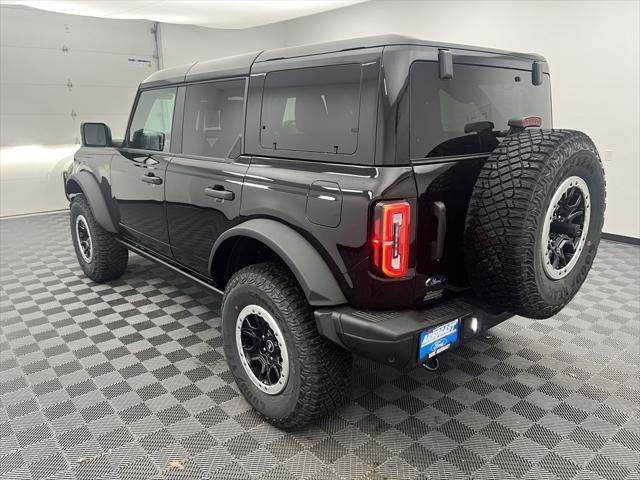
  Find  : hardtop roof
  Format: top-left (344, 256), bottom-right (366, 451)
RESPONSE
top-left (141, 34), bottom-right (545, 87)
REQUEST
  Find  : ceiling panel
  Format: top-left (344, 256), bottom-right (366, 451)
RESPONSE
top-left (0, 0), bottom-right (368, 29)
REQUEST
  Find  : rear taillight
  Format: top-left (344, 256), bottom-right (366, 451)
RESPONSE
top-left (371, 201), bottom-right (410, 278)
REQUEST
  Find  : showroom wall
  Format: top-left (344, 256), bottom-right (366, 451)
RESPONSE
top-left (0, 5), bottom-right (158, 216)
top-left (1, 1), bottom-right (638, 239)
top-left (0, 5), bottom-right (287, 217)
top-left (159, 22), bottom-right (284, 68)
top-left (279, 0), bottom-right (640, 238)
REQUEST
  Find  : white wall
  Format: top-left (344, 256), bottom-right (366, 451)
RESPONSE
top-left (0, 5), bottom-right (157, 216)
top-left (159, 22), bottom-right (285, 69)
top-left (2, 1), bottom-right (638, 239)
top-left (280, 0), bottom-right (640, 238)
top-left (0, 6), bottom-right (287, 218)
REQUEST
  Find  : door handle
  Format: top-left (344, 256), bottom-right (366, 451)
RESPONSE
top-left (204, 186), bottom-right (234, 201)
top-left (141, 173), bottom-right (162, 185)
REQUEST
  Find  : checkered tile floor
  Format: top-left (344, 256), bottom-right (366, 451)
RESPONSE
top-left (1, 212), bottom-right (638, 480)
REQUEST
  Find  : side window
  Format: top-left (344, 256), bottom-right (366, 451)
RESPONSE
top-left (128, 87), bottom-right (176, 151)
top-left (260, 64), bottom-right (362, 155)
top-left (182, 79), bottom-right (245, 158)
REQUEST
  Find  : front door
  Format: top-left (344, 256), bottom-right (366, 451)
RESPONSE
top-left (165, 78), bottom-right (248, 276)
top-left (111, 87), bottom-right (177, 257)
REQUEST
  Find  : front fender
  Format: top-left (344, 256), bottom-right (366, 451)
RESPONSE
top-left (65, 171), bottom-right (118, 233)
top-left (210, 219), bottom-right (347, 307)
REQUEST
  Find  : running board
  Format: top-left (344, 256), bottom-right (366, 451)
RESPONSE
top-left (116, 238), bottom-right (224, 296)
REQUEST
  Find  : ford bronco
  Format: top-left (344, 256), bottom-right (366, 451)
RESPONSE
top-left (64, 35), bottom-right (605, 430)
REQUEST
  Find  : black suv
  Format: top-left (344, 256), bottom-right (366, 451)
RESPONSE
top-left (64, 35), bottom-right (605, 430)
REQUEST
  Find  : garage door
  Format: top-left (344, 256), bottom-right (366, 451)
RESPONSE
top-left (0, 5), bottom-right (157, 216)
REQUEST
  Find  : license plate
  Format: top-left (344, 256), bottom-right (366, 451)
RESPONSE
top-left (419, 319), bottom-right (459, 361)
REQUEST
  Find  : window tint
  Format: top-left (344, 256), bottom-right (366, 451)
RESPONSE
top-left (260, 64), bottom-right (362, 155)
top-left (182, 79), bottom-right (245, 158)
top-left (128, 88), bottom-right (176, 151)
top-left (410, 62), bottom-right (551, 159)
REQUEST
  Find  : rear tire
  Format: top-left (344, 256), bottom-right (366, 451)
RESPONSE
top-left (70, 195), bottom-right (128, 283)
top-left (221, 262), bottom-right (351, 430)
top-left (464, 129), bottom-right (605, 319)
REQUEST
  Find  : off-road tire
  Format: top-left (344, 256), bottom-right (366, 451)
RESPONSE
top-left (221, 262), bottom-right (351, 430)
top-left (70, 194), bottom-right (128, 282)
top-left (464, 129), bottom-right (605, 319)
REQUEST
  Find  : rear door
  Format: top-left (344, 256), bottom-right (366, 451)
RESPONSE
top-left (111, 86), bottom-right (177, 257)
top-left (165, 78), bottom-right (248, 276)
top-left (408, 58), bottom-right (552, 296)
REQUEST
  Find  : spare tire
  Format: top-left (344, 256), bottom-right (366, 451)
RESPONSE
top-left (464, 129), bottom-right (605, 319)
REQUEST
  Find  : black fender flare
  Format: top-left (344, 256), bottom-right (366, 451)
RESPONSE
top-left (209, 219), bottom-right (347, 307)
top-left (65, 171), bottom-right (118, 233)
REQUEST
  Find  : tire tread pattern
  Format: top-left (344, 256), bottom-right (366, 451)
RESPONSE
top-left (464, 129), bottom-right (605, 318)
top-left (223, 262), bottom-right (352, 431)
top-left (71, 194), bottom-right (128, 283)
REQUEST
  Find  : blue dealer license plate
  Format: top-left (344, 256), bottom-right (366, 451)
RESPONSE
top-left (419, 319), bottom-right (459, 361)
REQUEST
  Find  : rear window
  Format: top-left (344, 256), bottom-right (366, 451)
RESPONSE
top-left (260, 64), bottom-right (362, 155)
top-left (410, 62), bottom-right (551, 159)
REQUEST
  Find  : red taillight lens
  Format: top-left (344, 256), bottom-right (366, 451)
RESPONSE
top-left (371, 201), bottom-right (410, 278)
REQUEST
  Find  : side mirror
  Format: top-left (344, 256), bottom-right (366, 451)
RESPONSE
top-left (81, 122), bottom-right (112, 147)
top-left (130, 129), bottom-right (165, 151)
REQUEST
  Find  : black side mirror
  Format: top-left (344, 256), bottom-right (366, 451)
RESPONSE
top-left (81, 122), bottom-right (112, 147)
top-left (131, 129), bottom-right (165, 151)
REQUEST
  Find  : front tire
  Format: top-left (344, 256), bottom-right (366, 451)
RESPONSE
top-left (221, 262), bottom-right (351, 430)
top-left (70, 194), bottom-right (128, 283)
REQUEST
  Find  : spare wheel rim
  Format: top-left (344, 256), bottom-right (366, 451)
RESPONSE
top-left (541, 175), bottom-right (591, 280)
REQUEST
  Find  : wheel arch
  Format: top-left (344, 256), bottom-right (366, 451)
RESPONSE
top-left (209, 219), bottom-right (347, 307)
top-left (65, 171), bottom-right (118, 233)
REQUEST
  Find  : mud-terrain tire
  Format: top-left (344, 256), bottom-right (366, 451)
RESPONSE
top-left (70, 194), bottom-right (128, 282)
top-left (221, 262), bottom-right (351, 430)
top-left (464, 129), bottom-right (605, 319)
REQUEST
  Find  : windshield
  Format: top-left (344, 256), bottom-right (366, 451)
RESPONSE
top-left (410, 61), bottom-right (551, 159)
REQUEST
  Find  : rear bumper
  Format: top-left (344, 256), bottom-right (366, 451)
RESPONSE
top-left (314, 294), bottom-right (512, 369)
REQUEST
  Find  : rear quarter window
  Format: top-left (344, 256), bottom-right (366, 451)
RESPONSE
top-left (260, 64), bottom-right (362, 155)
top-left (410, 62), bottom-right (551, 159)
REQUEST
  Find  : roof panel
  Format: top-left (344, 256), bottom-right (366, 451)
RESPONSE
top-left (185, 50), bottom-right (262, 83)
top-left (141, 63), bottom-right (194, 87)
top-left (255, 35), bottom-right (545, 63)
top-left (141, 35), bottom-right (545, 87)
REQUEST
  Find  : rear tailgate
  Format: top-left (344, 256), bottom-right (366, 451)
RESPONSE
top-left (408, 59), bottom-right (552, 303)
